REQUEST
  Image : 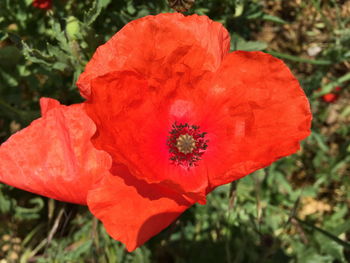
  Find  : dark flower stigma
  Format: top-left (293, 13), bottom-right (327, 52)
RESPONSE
top-left (167, 122), bottom-right (208, 167)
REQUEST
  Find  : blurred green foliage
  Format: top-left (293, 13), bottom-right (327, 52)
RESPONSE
top-left (0, 0), bottom-right (349, 262)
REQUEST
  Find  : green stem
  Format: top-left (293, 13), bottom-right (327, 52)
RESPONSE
top-left (267, 50), bottom-right (332, 65)
top-left (294, 217), bottom-right (350, 249)
top-left (315, 72), bottom-right (350, 97)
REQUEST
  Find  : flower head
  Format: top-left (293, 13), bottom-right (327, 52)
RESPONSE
top-left (321, 86), bottom-right (341, 103)
top-left (167, 122), bottom-right (209, 167)
top-left (33, 0), bottom-right (52, 10)
top-left (0, 13), bottom-right (312, 251)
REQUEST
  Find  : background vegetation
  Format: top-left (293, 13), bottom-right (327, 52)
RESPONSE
top-left (0, 0), bottom-right (349, 262)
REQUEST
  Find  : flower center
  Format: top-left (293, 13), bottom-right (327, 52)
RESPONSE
top-left (176, 134), bottom-right (196, 154)
top-left (167, 122), bottom-right (208, 167)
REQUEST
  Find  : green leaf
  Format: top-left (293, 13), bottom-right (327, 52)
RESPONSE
top-left (261, 14), bottom-right (287, 24)
top-left (22, 41), bottom-right (54, 67)
top-left (311, 132), bottom-right (329, 152)
top-left (84, 0), bottom-right (103, 26)
top-left (231, 35), bottom-right (267, 51)
top-left (0, 186), bottom-right (12, 213)
top-left (295, 217), bottom-right (350, 249)
top-left (14, 197), bottom-right (45, 220)
top-left (99, 0), bottom-right (111, 8)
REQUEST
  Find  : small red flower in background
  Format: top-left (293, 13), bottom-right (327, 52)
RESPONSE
top-left (0, 14), bottom-right (312, 251)
top-left (33, 0), bottom-right (52, 10)
top-left (322, 86), bottom-right (341, 103)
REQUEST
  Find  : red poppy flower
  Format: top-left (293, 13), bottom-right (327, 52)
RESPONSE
top-left (0, 13), bottom-right (311, 251)
top-left (33, 0), bottom-right (52, 10)
top-left (321, 86), bottom-right (341, 103)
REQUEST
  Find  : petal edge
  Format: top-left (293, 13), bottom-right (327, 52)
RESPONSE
top-left (0, 99), bottom-right (111, 204)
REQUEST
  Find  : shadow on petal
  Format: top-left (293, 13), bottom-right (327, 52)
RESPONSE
top-left (87, 163), bottom-right (194, 251)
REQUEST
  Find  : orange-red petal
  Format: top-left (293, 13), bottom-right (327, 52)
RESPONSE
top-left (87, 163), bottom-right (193, 252)
top-left (85, 71), bottom-right (210, 203)
top-left (77, 13), bottom-right (230, 99)
top-left (85, 51), bottom-right (311, 201)
top-left (199, 51), bottom-right (312, 189)
top-left (0, 98), bottom-right (111, 205)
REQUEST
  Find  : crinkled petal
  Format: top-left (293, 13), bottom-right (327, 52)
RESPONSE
top-left (200, 51), bottom-right (312, 188)
top-left (85, 71), bottom-right (209, 203)
top-left (87, 163), bottom-right (193, 252)
top-left (77, 13), bottom-right (230, 99)
top-left (0, 98), bottom-right (111, 205)
top-left (85, 51), bottom-right (311, 202)
top-left (40, 97), bottom-right (61, 116)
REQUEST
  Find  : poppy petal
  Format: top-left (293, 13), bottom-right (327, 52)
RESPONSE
top-left (87, 163), bottom-right (193, 252)
top-left (199, 51), bottom-right (312, 188)
top-left (77, 13), bottom-right (230, 99)
top-left (0, 98), bottom-right (111, 204)
top-left (85, 71), bottom-right (209, 203)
